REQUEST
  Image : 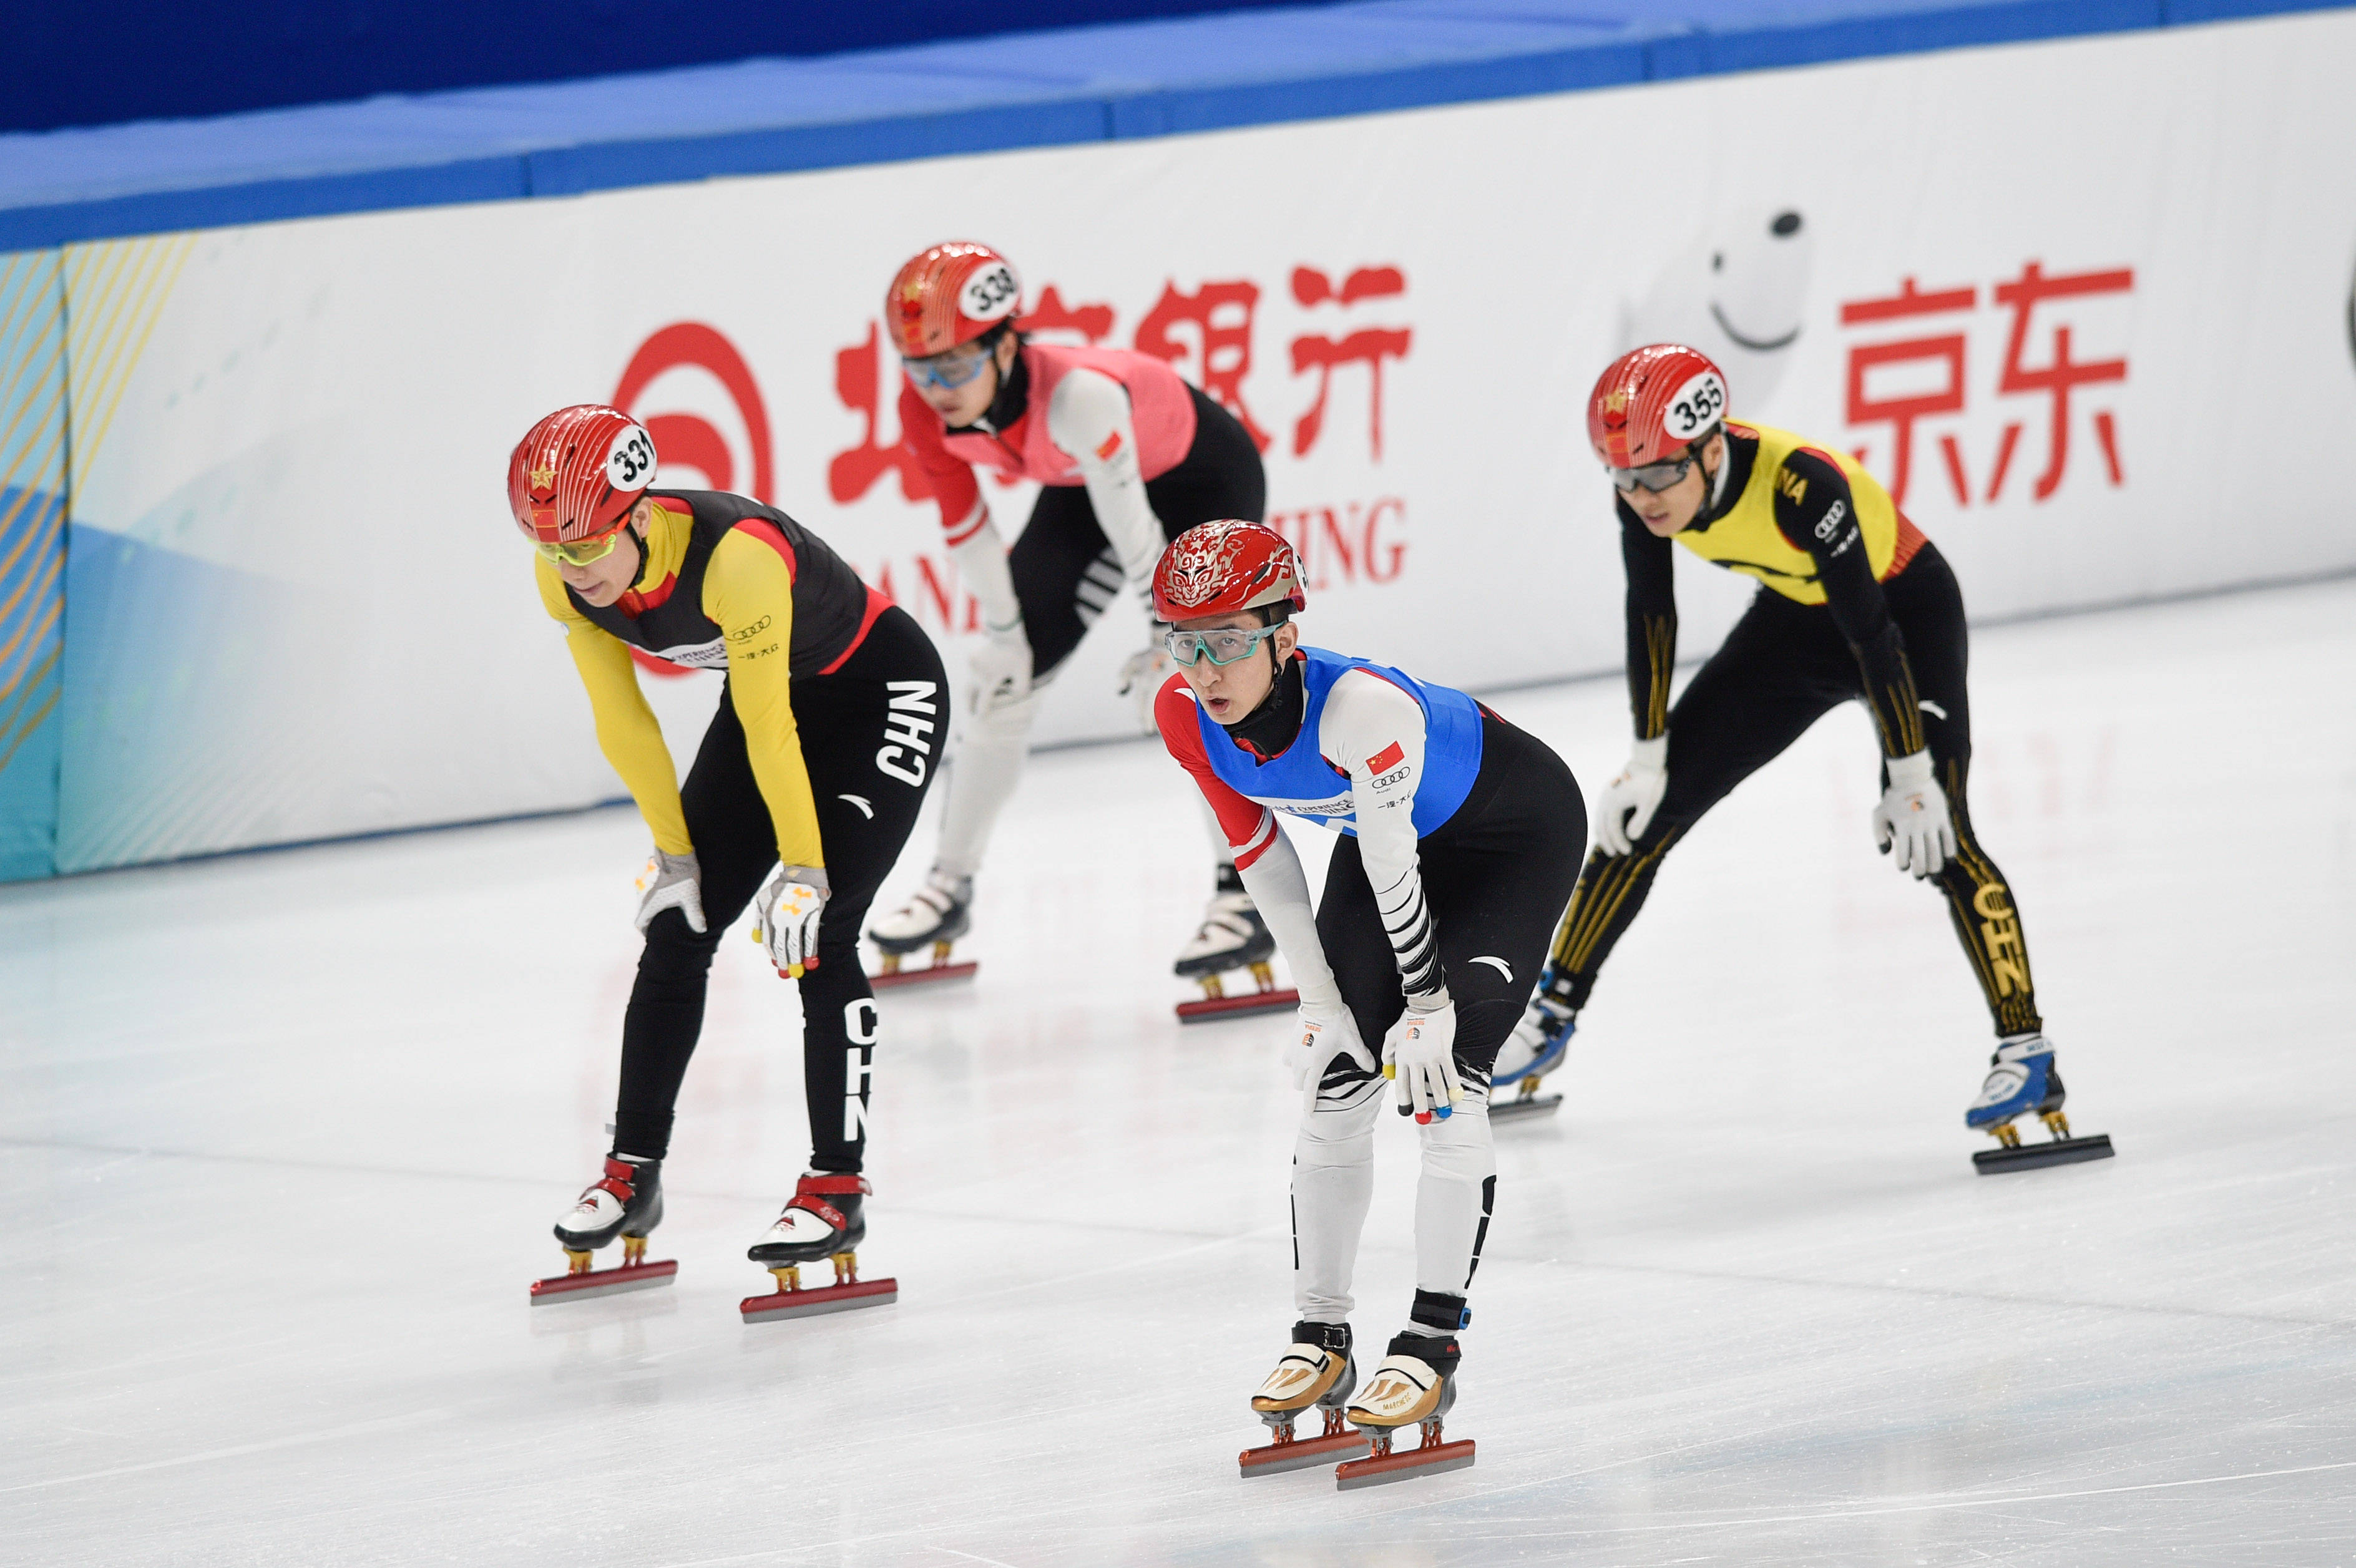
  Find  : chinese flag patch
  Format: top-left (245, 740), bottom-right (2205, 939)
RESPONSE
top-left (1094, 430), bottom-right (1124, 461)
top-left (1366, 741), bottom-right (1405, 774)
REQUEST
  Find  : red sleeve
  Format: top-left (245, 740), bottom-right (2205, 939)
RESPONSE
top-left (897, 383), bottom-right (984, 542)
top-left (1155, 673), bottom-right (1278, 869)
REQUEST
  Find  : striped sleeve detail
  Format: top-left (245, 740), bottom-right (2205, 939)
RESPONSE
top-left (1372, 861), bottom-right (1444, 1000)
top-left (942, 495), bottom-right (990, 548)
top-left (1230, 807), bottom-right (1280, 871)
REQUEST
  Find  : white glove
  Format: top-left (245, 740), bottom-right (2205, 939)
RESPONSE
top-left (633, 850), bottom-right (706, 935)
top-left (1382, 999), bottom-right (1463, 1123)
top-left (1287, 998), bottom-right (1377, 1115)
top-left (1595, 735), bottom-right (1669, 856)
top-left (1872, 749), bottom-right (1957, 879)
top-left (967, 618), bottom-right (1032, 717)
top-left (754, 865), bottom-right (831, 978)
top-left (1117, 636), bottom-right (1176, 733)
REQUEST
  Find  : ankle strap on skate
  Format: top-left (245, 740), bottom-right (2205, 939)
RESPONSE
top-left (785, 1172), bottom-right (870, 1228)
top-left (594, 1156), bottom-right (644, 1204)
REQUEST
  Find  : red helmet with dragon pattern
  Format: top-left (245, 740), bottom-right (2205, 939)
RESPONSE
top-left (1152, 519), bottom-right (1306, 623)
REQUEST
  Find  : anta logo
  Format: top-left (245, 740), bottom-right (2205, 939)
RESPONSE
top-left (1776, 467), bottom-right (1807, 505)
top-left (876, 681), bottom-right (939, 786)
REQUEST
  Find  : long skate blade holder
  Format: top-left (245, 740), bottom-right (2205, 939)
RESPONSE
top-left (529, 1256), bottom-right (678, 1304)
top-left (1334, 1428), bottom-right (1477, 1489)
top-left (1973, 1129), bottom-right (2115, 1174)
top-left (1239, 1408), bottom-right (1370, 1478)
top-left (868, 940), bottom-right (977, 992)
top-left (740, 1253), bottom-right (898, 1323)
top-left (1176, 962), bottom-right (1299, 1025)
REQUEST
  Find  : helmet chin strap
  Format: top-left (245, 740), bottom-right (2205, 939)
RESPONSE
top-left (1704, 429), bottom-right (1733, 511)
top-left (623, 522), bottom-right (650, 592)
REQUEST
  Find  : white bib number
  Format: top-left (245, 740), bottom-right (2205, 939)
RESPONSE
top-left (605, 422), bottom-right (658, 489)
top-left (1660, 371), bottom-right (1728, 442)
top-left (960, 262), bottom-right (1020, 323)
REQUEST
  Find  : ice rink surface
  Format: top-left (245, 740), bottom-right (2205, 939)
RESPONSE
top-left (7, 577), bottom-right (2356, 1566)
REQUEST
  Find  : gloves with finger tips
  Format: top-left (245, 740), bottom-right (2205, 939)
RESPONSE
top-left (1595, 735), bottom-right (1669, 856)
top-left (633, 849), bottom-right (706, 935)
top-left (967, 620), bottom-right (1032, 716)
top-left (1287, 999), bottom-right (1376, 1114)
top-left (1117, 636), bottom-right (1177, 733)
top-left (1871, 749), bottom-right (1957, 879)
top-left (754, 865), bottom-right (830, 978)
top-left (1382, 1000), bottom-right (1463, 1124)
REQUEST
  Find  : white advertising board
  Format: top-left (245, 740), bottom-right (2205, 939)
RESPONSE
top-left (51, 9), bottom-right (2356, 870)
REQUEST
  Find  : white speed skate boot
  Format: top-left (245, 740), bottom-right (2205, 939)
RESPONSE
top-left (1174, 867), bottom-right (1296, 1023)
top-left (1966, 1033), bottom-right (2114, 1174)
top-left (866, 869), bottom-right (975, 989)
top-left (1239, 1321), bottom-right (1369, 1476)
top-left (1337, 1317), bottom-right (1476, 1489)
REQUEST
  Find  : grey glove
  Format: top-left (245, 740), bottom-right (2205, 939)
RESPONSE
top-left (633, 850), bottom-right (706, 934)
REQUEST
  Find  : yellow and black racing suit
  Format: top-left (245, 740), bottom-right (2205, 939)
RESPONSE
top-left (542, 490), bottom-right (945, 1169)
top-left (1542, 422), bottom-right (2042, 1040)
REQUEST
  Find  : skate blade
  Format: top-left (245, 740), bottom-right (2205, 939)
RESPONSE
top-left (1973, 1131), bottom-right (2114, 1175)
top-left (739, 1276), bottom-right (898, 1322)
top-left (868, 961), bottom-right (977, 992)
top-left (1488, 1093), bottom-right (1562, 1126)
top-left (1176, 986), bottom-right (1300, 1024)
top-left (1239, 1430), bottom-right (1369, 1477)
top-left (1334, 1438), bottom-right (1476, 1489)
top-left (529, 1259), bottom-right (678, 1303)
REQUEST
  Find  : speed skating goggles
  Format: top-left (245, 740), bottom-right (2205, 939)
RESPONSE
top-left (534, 531), bottom-right (627, 567)
top-left (902, 341), bottom-right (997, 391)
top-left (1607, 450), bottom-right (1703, 492)
top-left (1165, 625), bottom-right (1284, 666)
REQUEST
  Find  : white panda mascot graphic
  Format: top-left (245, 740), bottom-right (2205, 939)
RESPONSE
top-left (1624, 207), bottom-right (1815, 409)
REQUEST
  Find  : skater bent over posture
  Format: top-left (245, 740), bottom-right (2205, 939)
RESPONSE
top-left (510, 406), bottom-right (945, 1284)
top-left (1498, 344), bottom-right (2075, 1151)
top-left (1151, 521), bottom-right (1585, 1471)
top-left (868, 242), bottom-right (1278, 992)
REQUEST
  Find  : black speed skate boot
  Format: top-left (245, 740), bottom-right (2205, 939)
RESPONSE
top-left (530, 1156), bottom-right (676, 1303)
top-left (1174, 866), bottom-right (1297, 1023)
top-left (1241, 1321), bottom-right (1370, 1476)
top-left (740, 1174), bottom-right (898, 1323)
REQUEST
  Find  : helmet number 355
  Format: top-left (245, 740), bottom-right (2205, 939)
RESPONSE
top-left (604, 424), bottom-right (657, 490)
top-left (1661, 371), bottom-right (1728, 442)
top-left (960, 264), bottom-right (1020, 323)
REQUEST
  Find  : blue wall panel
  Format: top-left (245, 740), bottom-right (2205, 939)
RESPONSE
top-left (0, 252), bottom-right (68, 882)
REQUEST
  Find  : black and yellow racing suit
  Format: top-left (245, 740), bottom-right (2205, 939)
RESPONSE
top-left (1543, 422), bottom-right (2043, 1040)
top-left (543, 490), bottom-right (946, 1169)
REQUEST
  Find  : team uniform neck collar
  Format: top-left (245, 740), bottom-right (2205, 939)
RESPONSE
top-left (1221, 649), bottom-right (1307, 760)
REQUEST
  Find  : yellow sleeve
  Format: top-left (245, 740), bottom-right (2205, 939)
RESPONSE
top-left (537, 558), bottom-right (691, 855)
top-left (703, 530), bottom-right (824, 869)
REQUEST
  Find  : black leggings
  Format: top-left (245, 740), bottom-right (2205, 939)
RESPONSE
top-left (1014, 384), bottom-right (1266, 678)
top-left (1320, 713), bottom-right (1587, 1081)
top-left (613, 606), bottom-right (945, 1170)
top-left (1549, 544), bottom-right (2043, 1038)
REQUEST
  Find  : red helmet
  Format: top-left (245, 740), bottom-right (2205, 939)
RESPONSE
top-left (507, 404), bottom-right (658, 545)
top-left (884, 241), bottom-right (1022, 358)
top-left (1153, 520), bottom-right (1306, 623)
top-left (1587, 344), bottom-right (1731, 469)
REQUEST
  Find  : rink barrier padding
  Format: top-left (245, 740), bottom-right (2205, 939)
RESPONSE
top-left (6, 0), bottom-right (2354, 250)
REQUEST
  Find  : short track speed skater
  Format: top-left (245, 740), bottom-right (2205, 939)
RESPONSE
top-left (740, 1174), bottom-right (899, 1322)
top-left (1967, 1035), bottom-right (2114, 1174)
top-left (530, 1156), bottom-right (679, 1303)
